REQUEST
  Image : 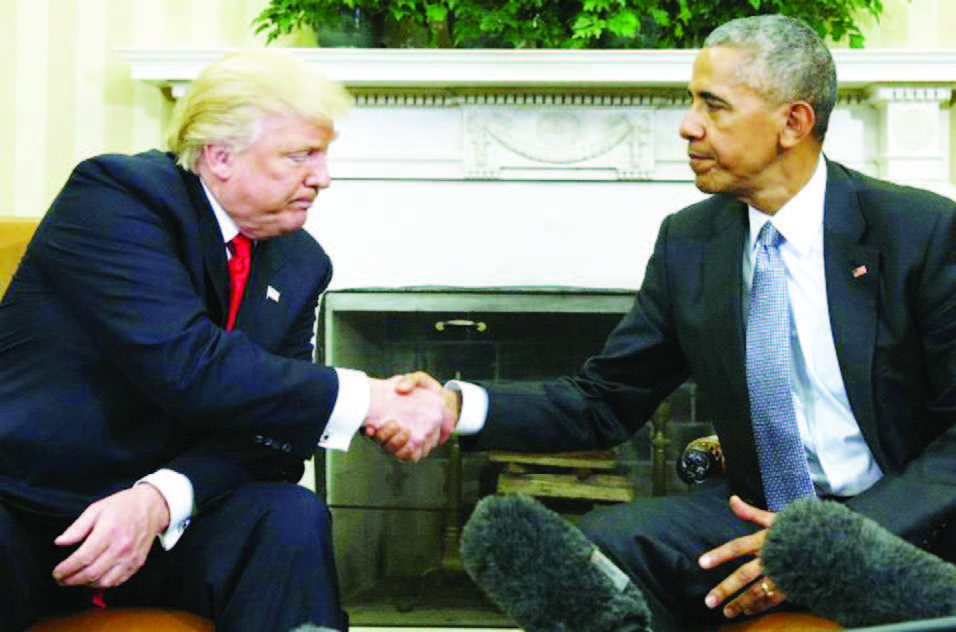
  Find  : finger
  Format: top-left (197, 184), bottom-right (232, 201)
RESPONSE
top-left (699, 529), bottom-right (765, 569)
top-left (704, 558), bottom-right (764, 611)
top-left (54, 509), bottom-right (97, 547)
top-left (382, 428), bottom-right (411, 454)
top-left (728, 495), bottom-right (776, 529)
top-left (393, 371), bottom-right (442, 395)
top-left (95, 564), bottom-right (130, 589)
top-left (371, 421), bottom-right (403, 446)
top-left (394, 439), bottom-right (423, 463)
top-left (726, 575), bottom-right (785, 618)
top-left (393, 374), bottom-right (418, 394)
top-left (53, 539), bottom-right (111, 586)
top-left (408, 371), bottom-right (442, 392)
top-left (96, 551), bottom-right (148, 589)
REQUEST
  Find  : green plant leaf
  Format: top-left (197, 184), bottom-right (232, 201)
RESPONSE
top-left (606, 10), bottom-right (639, 38)
top-left (250, 0), bottom-right (908, 49)
top-left (649, 8), bottom-right (670, 28)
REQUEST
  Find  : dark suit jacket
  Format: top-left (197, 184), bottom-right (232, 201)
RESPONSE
top-left (470, 159), bottom-right (956, 546)
top-left (0, 150), bottom-right (338, 516)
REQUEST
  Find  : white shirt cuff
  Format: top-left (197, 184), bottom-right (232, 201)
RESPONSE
top-left (445, 380), bottom-right (488, 435)
top-left (138, 469), bottom-right (194, 551)
top-left (319, 368), bottom-right (371, 451)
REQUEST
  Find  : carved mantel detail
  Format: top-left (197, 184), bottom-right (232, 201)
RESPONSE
top-left (463, 105), bottom-right (653, 181)
top-left (118, 48), bottom-right (956, 193)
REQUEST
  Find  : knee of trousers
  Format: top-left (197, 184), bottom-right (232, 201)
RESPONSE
top-left (578, 500), bottom-right (668, 551)
top-left (254, 485), bottom-right (332, 541)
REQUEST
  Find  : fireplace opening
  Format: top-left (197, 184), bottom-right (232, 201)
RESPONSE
top-left (315, 288), bottom-right (711, 627)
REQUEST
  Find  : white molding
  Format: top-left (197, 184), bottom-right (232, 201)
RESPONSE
top-left (117, 47), bottom-right (956, 93)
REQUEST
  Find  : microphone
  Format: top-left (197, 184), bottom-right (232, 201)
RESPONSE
top-left (761, 497), bottom-right (956, 628)
top-left (460, 494), bottom-right (651, 632)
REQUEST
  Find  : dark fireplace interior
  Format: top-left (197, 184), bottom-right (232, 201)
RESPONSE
top-left (314, 288), bottom-right (712, 627)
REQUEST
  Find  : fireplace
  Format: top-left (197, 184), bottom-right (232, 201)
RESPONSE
top-left (316, 287), bottom-right (710, 627)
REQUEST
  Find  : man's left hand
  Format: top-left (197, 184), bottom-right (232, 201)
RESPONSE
top-left (699, 495), bottom-right (785, 619)
top-left (52, 484), bottom-right (170, 588)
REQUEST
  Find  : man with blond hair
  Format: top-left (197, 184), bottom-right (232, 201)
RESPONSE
top-left (0, 49), bottom-right (449, 632)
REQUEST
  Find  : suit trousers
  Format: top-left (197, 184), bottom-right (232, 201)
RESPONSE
top-left (578, 480), bottom-right (764, 632)
top-left (0, 482), bottom-right (348, 632)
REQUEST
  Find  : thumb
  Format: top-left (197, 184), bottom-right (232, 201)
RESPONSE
top-left (393, 374), bottom-right (417, 395)
top-left (393, 371), bottom-right (442, 395)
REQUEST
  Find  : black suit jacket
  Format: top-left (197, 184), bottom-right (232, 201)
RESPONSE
top-left (471, 159), bottom-right (956, 546)
top-left (0, 150), bottom-right (338, 516)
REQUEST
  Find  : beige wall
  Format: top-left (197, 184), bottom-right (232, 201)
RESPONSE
top-left (1, 0), bottom-right (954, 218)
top-left (1, 0), bottom-right (281, 218)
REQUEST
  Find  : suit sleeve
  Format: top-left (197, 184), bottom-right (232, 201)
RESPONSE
top-left (161, 249), bottom-right (335, 510)
top-left (37, 157), bottom-right (338, 453)
top-left (467, 214), bottom-right (691, 453)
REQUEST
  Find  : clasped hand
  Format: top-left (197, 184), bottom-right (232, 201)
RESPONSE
top-left (365, 372), bottom-right (458, 462)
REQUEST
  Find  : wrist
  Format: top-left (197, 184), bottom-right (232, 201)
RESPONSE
top-left (135, 482), bottom-right (171, 533)
top-left (444, 388), bottom-right (462, 426)
top-left (364, 377), bottom-right (391, 430)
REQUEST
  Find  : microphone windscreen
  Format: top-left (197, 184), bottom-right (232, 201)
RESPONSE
top-left (460, 494), bottom-right (651, 632)
top-left (762, 498), bottom-right (956, 628)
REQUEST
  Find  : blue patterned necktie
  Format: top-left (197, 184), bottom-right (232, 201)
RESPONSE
top-left (746, 222), bottom-right (816, 511)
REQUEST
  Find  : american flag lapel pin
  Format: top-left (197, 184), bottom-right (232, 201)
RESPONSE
top-left (851, 265), bottom-right (868, 278)
top-left (266, 286), bottom-right (281, 302)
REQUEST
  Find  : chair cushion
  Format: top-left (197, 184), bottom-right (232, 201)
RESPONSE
top-left (26, 608), bottom-right (214, 632)
top-left (719, 611), bottom-right (842, 631)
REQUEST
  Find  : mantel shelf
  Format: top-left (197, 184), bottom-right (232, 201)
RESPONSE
top-left (118, 47), bottom-right (956, 95)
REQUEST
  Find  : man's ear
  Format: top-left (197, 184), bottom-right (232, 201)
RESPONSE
top-left (201, 143), bottom-right (234, 180)
top-left (779, 101), bottom-right (816, 149)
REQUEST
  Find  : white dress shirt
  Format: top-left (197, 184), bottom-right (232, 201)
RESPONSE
top-left (744, 156), bottom-right (882, 496)
top-left (139, 183), bottom-right (370, 549)
top-left (454, 155), bottom-right (883, 500)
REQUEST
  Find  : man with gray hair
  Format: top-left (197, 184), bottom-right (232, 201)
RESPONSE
top-left (377, 14), bottom-right (956, 631)
top-left (0, 49), bottom-right (450, 631)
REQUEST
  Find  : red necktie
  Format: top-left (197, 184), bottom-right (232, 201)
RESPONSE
top-left (226, 235), bottom-right (252, 331)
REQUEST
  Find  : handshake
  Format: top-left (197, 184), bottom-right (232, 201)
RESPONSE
top-left (364, 372), bottom-right (461, 462)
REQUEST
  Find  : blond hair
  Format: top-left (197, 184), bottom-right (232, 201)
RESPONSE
top-left (167, 49), bottom-right (352, 172)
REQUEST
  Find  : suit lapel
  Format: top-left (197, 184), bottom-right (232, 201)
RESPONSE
top-left (184, 173), bottom-right (230, 325)
top-left (703, 198), bottom-right (753, 427)
top-left (822, 160), bottom-right (884, 459)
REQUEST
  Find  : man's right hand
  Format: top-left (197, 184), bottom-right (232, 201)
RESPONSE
top-left (365, 372), bottom-right (460, 461)
top-left (52, 484), bottom-right (170, 589)
top-left (365, 373), bottom-right (457, 462)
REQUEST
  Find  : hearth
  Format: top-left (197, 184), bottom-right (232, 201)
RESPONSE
top-left (316, 287), bottom-right (710, 627)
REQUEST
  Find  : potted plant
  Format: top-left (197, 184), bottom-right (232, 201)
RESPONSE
top-left (252, 0), bottom-right (452, 48)
top-left (252, 0), bottom-right (899, 49)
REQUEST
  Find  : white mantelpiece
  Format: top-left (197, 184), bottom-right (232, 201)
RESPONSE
top-left (120, 48), bottom-right (956, 92)
top-left (119, 48), bottom-right (956, 291)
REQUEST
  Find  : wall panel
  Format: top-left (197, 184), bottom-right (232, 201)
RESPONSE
top-left (3, 0), bottom-right (271, 218)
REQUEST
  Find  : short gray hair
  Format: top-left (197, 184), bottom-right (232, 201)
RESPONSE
top-left (704, 15), bottom-right (837, 141)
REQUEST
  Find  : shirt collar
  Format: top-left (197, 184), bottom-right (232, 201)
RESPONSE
top-left (748, 155), bottom-right (827, 255)
top-left (200, 179), bottom-right (240, 245)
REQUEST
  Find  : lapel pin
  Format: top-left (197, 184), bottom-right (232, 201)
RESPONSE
top-left (851, 265), bottom-right (868, 278)
top-left (267, 286), bottom-right (281, 302)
